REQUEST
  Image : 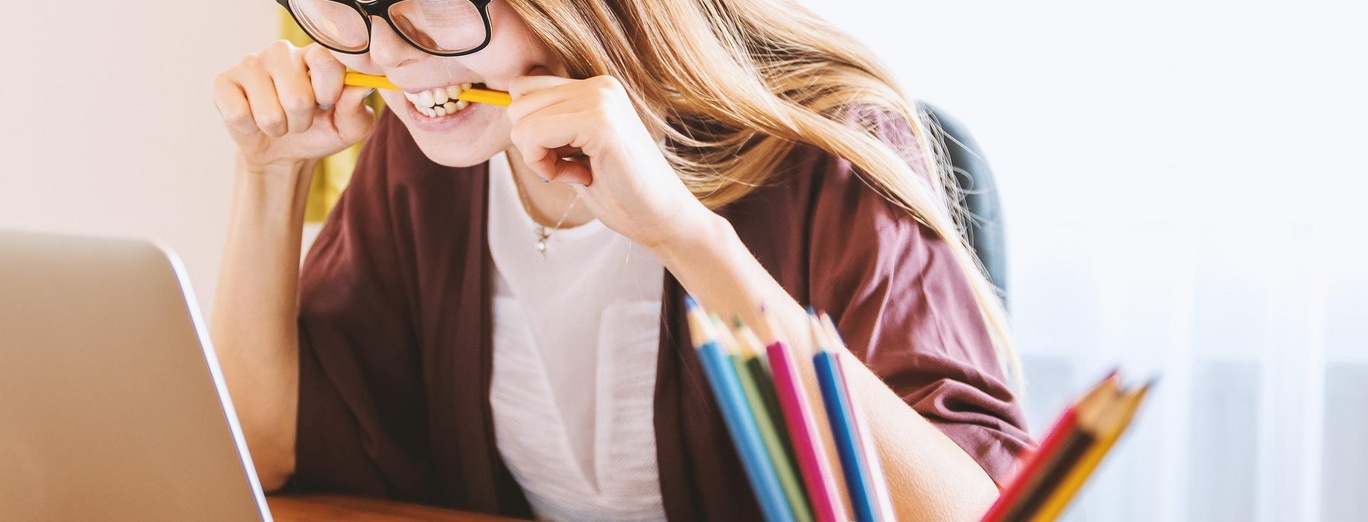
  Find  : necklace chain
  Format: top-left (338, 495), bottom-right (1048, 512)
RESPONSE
top-left (513, 174), bottom-right (581, 257)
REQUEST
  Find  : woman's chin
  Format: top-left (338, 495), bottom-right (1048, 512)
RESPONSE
top-left (414, 140), bottom-right (500, 168)
top-left (405, 123), bottom-right (509, 168)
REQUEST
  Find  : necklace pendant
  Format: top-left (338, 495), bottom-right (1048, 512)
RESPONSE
top-left (534, 226), bottom-right (549, 256)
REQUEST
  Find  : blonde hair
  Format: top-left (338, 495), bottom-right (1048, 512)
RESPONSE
top-left (505, 0), bottom-right (1023, 388)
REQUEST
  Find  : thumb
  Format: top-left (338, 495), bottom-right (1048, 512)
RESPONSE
top-left (333, 86), bottom-right (377, 143)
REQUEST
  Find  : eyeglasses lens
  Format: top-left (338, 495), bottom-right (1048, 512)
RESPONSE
top-left (289, 0), bottom-right (486, 55)
top-left (389, 0), bottom-right (486, 53)
top-left (288, 0), bottom-right (369, 52)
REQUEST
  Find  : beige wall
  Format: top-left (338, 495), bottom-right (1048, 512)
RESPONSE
top-left (0, 1), bottom-right (277, 312)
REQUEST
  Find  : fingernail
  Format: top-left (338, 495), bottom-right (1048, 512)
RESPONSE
top-left (318, 104), bottom-right (333, 110)
top-left (364, 88), bottom-right (377, 98)
top-left (538, 176), bottom-right (550, 184)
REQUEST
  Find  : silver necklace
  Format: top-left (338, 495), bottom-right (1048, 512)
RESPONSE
top-left (513, 175), bottom-right (582, 257)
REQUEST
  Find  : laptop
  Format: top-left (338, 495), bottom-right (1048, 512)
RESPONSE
top-left (0, 230), bottom-right (273, 521)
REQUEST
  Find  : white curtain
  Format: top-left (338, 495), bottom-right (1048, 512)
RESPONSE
top-left (800, 0), bottom-right (1368, 519)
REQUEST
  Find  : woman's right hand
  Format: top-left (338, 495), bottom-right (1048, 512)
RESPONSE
top-left (212, 41), bottom-right (377, 172)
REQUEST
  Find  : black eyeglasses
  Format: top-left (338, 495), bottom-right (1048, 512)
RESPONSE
top-left (276, 0), bottom-right (494, 57)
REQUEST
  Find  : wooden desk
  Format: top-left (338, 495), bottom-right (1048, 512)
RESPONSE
top-left (268, 494), bottom-right (523, 521)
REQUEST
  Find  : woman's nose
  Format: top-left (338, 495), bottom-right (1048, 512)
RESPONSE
top-left (366, 16), bottom-right (425, 69)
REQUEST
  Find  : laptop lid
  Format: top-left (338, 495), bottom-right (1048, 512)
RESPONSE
top-left (0, 230), bottom-right (272, 521)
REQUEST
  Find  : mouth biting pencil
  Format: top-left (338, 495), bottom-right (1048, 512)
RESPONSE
top-left (343, 72), bottom-right (512, 107)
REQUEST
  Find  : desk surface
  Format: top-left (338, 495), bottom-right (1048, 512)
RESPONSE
top-left (268, 494), bottom-right (523, 521)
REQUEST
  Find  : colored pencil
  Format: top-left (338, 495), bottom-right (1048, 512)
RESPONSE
top-left (810, 314), bottom-right (880, 522)
top-left (685, 297), bottom-right (793, 522)
top-left (343, 72), bottom-right (513, 106)
top-left (982, 372), bottom-right (1120, 522)
top-left (1029, 380), bottom-right (1154, 522)
top-left (713, 314), bottom-right (814, 522)
top-left (761, 329), bottom-right (847, 522)
top-left (819, 314), bottom-right (896, 522)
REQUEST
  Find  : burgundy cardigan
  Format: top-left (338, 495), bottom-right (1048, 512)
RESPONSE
top-left (287, 109), bottom-right (1032, 520)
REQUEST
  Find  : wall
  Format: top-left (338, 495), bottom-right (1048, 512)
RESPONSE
top-left (0, 1), bottom-right (278, 311)
top-left (795, 1), bottom-right (1368, 519)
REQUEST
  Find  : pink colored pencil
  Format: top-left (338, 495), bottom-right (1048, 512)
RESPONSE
top-left (766, 339), bottom-right (847, 522)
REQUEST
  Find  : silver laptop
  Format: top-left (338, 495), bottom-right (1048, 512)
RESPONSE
top-left (0, 230), bottom-right (272, 521)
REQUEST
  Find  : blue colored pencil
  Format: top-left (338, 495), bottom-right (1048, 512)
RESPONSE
top-left (810, 314), bottom-right (880, 522)
top-left (686, 296), bottom-right (795, 522)
top-left (820, 314), bottom-right (896, 521)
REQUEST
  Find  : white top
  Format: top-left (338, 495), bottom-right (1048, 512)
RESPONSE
top-left (485, 151), bottom-right (667, 522)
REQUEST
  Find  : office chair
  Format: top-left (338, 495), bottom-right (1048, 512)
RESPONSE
top-left (920, 103), bottom-right (1008, 307)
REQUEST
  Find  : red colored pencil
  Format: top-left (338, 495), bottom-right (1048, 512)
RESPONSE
top-left (766, 339), bottom-right (847, 522)
top-left (981, 372), bottom-right (1119, 522)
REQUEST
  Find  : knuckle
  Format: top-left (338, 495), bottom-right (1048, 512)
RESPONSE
top-left (590, 75), bottom-right (622, 93)
top-left (231, 116), bottom-right (257, 132)
top-left (508, 77), bottom-right (528, 96)
top-left (257, 114), bottom-right (285, 132)
top-left (306, 45), bottom-right (339, 67)
top-left (224, 108), bottom-right (252, 126)
top-left (279, 95), bottom-right (313, 114)
top-left (267, 39), bottom-right (295, 53)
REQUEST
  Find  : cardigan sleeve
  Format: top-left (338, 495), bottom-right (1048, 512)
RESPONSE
top-left (286, 112), bottom-right (435, 499)
top-left (806, 109), bottom-right (1033, 486)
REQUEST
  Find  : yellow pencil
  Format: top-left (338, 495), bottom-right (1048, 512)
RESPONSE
top-left (1028, 380), bottom-right (1153, 522)
top-left (343, 72), bottom-right (512, 107)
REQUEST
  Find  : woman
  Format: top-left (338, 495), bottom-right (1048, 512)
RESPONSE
top-left (210, 0), bottom-right (1032, 520)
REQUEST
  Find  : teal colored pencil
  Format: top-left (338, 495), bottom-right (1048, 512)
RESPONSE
top-left (686, 298), bottom-right (794, 522)
top-left (712, 314), bottom-right (814, 522)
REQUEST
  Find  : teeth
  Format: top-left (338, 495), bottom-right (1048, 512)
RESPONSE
top-left (408, 83), bottom-right (481, 118)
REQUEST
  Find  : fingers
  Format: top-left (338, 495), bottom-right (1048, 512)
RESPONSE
top-left (212, 73), bottom-right (259, 136)
top-left (264, 52), bottom-right (317, 134)
top-left (332, 86), bottom-right (378, 143)
top-left (519, 145), bottom-right (593, 186)
top-left (507, 74), bottom-right (579, 121)
top-left (213, 40), bottom-right (339, 139)
top-left (303, 44), bottom-right (345, 108)
top-left (551, 156), bottom-right (593, 185)
top-left (511, 110), bottom-right (600, 180)
top-left (507, 76), bottom-right (640, 186)
top-left (236, 67), bottom-right (289, 138)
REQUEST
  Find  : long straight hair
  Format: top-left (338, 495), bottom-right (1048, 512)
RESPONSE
top-left (505, 0), bottom-right (1022, 388)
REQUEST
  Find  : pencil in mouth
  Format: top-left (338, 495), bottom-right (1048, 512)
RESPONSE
top-left (343, 72), bottom-right (511, 108)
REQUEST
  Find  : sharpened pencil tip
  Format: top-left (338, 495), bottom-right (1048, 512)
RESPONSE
top-left (1144, 374), bottom-right (1161, 390)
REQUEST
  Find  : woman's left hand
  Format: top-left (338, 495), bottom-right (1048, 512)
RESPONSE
top-left (506, 71), bottom-right (713, 252)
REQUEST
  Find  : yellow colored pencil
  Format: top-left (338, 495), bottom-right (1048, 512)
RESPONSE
top-left (343, 72), bottom-right (512, 107)
top-left (1028, 381), bottom-right (1153, 522)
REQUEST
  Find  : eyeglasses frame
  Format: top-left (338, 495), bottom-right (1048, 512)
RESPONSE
top-left (275, 0), bottom-right (495, 57)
